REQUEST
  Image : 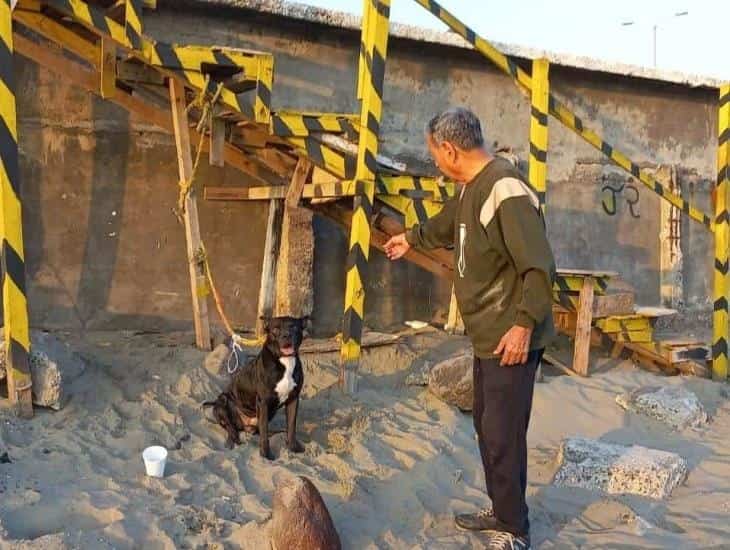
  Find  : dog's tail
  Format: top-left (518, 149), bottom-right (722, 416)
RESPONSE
top-left (201, 400), bottom-right (217, 408)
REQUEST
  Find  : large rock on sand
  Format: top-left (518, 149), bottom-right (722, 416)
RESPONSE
top-left (427, 352), bottom-right (473, 411)
top-left (554, 437), bottom-right (687, 500)
top-left (0, 331), bottom-right (85, 410)
top-left (271, 476), bottom-right (341, 550)
top-left (616, 386), bottom-right (708, 430)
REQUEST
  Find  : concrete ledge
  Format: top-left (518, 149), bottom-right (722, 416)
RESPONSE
top-left (554, 437), bottom-right (688, 500)
top-left (616, 386), bottom-right (708, 430)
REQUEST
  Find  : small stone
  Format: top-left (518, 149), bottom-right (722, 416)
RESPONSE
top-left (616, 385), bottom-right (708, 430)
top-left (427, 352), bottom-right (473, 411)
top-left (271, 476), bottom-right (341, 550)
top-left (554, 437), bottom-right (687, 500)
top-left (0, 453), bottom-right (10, 464)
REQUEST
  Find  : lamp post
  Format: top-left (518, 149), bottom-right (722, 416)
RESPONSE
top-left (621, 10), bottom-right (688, 68)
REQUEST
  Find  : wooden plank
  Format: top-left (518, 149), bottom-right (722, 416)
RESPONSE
top-left (169, 79), bottom-right (211, 350)
top-left (634, 306), bottom-right (678, 318)
top-left (572, 277), bottom-right (595, 376)
top-left (209, 116), bottom-right (226, 167)
top-left (595, 315), bottom-right (651, 333)
top-left (255, 199), bottom-right (285, 337)
top-left (285, 157), bottom-right (312, 209)
top-left (557, 268), bottom-right (618, 278)
top-left (446, 285), bottom-right (465, 335)
top-left (99, 37), bottom-right (116, 99)
top-left (542, 352), bottom-right (583, 377)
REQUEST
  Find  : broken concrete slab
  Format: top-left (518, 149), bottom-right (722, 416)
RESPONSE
top-left (405, 360), bottom-right (431, 387)
top-left (616, 386), bottom-right (708, 430)
top-left (0, 331), bottom-right (86, 410)
top-left (554, 437), bottom-right (688, 500)
top-left (427, 352), bottom-right (473, 411)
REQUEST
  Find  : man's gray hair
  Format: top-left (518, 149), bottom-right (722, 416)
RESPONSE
top-left (426, 107), bottom-right (484, 150)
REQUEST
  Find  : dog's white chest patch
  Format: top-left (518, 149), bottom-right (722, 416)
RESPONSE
top-left (275, 356), bottom-right (297, 404)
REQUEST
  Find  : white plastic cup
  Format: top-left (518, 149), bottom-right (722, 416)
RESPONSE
top-left (142, 446), bottom-right (168, 478)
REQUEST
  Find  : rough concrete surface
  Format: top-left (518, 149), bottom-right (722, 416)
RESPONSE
top-left (270, 476), bottom-right (341, 550)
top-left (554, 437), bottom-right (688, 500)
top-left (427, 352), bottom-right (473, 411)
top-left (0, 331), bottom-right (86, 410)
top-left (616, 385), bottom-right (708, 430)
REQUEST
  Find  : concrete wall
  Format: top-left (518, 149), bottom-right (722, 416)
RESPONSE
top-left (14, 5), bottom-right (718, 336)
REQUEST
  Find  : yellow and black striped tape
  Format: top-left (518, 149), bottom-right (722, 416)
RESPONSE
top-left (713, 84), bottom-right (730, 380)
top-left (595, 315), bottom-right (651, 333)
top-left (124, 0), bottom-right (143, 50)
top-left (0, 0), bottom-right (32, 407)
top-left (413, 0), bottom-right (713, 231)
top-left (340, 0), bottom-right (391, 385)
top-left (271, 112), bottom-right (360, 139)
top-left (553, 274), bottom-right (609, 295)
top-left (528, 58), bottom-right (549, 213)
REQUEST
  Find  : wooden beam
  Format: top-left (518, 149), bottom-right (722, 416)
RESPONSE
top-left (572, 277), bottom-right (595, 376)
top-left (256, 200), bottom-right (285, 337)
top-left (285, 157), bottom-right (312, 209)
top-left (99, 37), bottom-right (116, 99)
top-left (169, 79), bottom-right (211, 350)
top-left (209, 116), bottom-right (226, 167)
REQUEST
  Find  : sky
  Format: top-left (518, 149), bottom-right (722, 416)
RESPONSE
top-left (299, 0), bottom-right (729, 80)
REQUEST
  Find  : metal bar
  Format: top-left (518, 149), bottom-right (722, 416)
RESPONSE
top-left (713, 84), bottom-right (730, 380)
top-left (0, 0), bottom-right (33, 417)
top-left (340, 0), bottom-right (391, 394)
top-left (529, 58), bottom-right (549, 213)
top-left (411, 0), bottom-right (713, 231)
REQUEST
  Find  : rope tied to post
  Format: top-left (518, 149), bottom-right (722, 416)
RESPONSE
top-left (174, 76), bottom-right (225, 222)
top-left (191, 244), bottom-right (265, 373)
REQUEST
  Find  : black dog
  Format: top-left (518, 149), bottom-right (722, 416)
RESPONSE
top-left (204, 316), bottom-right (306, 460)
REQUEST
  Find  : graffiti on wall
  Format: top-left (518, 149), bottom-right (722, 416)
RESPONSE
top-left (601, 182), bottom-right (640, 218)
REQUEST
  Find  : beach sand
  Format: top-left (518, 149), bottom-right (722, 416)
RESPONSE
top-left (1, 328), bottom-right (729, 549)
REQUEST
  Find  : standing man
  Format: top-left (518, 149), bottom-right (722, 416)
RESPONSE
top-left (384, 108), bottom-right (555, 550)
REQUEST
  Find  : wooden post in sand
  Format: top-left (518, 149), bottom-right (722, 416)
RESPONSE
top-left (169, 79), bottom-right (211, 350)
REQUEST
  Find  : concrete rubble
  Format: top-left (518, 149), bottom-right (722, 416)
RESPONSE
top-left (0, 331), bottom-right (86, 410)
top-left (554, 437), bottom-right (688, 500)
top-left (270, 475), bottom-right (341, 550)
top-left (616, 386), bottom-right (708, 430)
top-left (427, 352), bottom-right (473, 411)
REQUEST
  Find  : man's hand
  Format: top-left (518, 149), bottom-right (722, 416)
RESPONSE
top-left (494, 325), bottom-right (532, 366)
top-left (384, 233), bottom-right (411, 260)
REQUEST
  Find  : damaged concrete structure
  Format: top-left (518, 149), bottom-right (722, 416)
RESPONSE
top-left (14, 0), bottom-right (723, 336)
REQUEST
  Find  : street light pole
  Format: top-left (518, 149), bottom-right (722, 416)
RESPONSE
top-left (621, 11), bottom-right (688, 68)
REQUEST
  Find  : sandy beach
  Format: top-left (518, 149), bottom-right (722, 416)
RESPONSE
top-left (1, 328), bottom-right (729, 549)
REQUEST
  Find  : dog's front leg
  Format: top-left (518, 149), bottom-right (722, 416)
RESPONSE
top-left (257, 397), bottom-right (274, 460)
top-left (285, 397), bottom-right (305, 453)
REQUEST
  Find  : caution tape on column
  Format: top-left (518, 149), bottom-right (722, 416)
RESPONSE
top-left (0, 0), bottom-right (32, 400)
top-left (713, 84), bottom-right (730, 379)
top-left (340, 0), bottom-right (391, 382)
top-left (528, 58), bottom-right (549, 213)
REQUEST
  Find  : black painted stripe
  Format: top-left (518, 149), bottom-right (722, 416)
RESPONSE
top-left (342, 307), bottom-right (364, 343)
top-left (630, 163), bottom-right (641, 178)
top-left (704, 215), bottom-right (713, 228)
top-left (601, 142), bottom-right (613, 157)
top-left (341, 119), bottom-right (358, 140)
top-left (721, 92), bottom-right (730, 108)
top-left (529, 142), bottom-right (547, 162)
top-left (654, 182), bottom-right (663, 196)
top-left (399, 190), bottom-right (433, 200)
top-left (364, 150), bottom-right (378, 176)
top-left (714, 297), bottom-right (728, 312)
top-left (715, 258), bottom-right (729, 275)
top-left (2, 240), bottom-right (26, 296)
top-left (358, 191), bottom-right (374, 218)
top-left (597, 278), bottom-right (608, 292)
top-left (154, 43), bottom-right (184, 69)
top-left (272, 116), bottom-right (292, 137)
top-left (303, 116), bottom-right (325, 133)
top-left (712, 337), bottom-right (728, 359)
top-left (88, 3), bottom-right (112, 35)
top-left (0, 38), bottom-right (14, 94)
top-left (574, 116), bottom-right (583, 132)
top-left (366, 112), bottom-right (380, 136)
top-left (720, 128), bottom-right (730, 146)
top-left (0, 118), bottom-right (20, 198)
top-left (530, 106), bottom-right (548, 126)
top-left (257, 82), bottom-right (272, 111)
top-left (716, 210), bottom-right (730, 225)
top-left (683, 201), bottom-right (690, 215)
top-left (344, 155), bottom-right (357, 179)
top-left (8, 338), bottom-right (30, 377)
top-left (413, 199), bottom-right (428, 223)
top-left (370, 50), bottom-right (386, 99)
top-left (465, 27), bottom-right (476, 45)
top-left (346, 242), bottom-right (369, 274)
top-left (234, 93), bottom-right (255, 120)
top-left (304, 138), bottom-right (326, 169)
top-left (372, 0), bottom-right (390, 18)
top-left (719, 166), bottom-right (728, 185)
top-left (212, 50), bottom-right (238, 68)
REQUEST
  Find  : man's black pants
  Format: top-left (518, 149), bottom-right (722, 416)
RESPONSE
top-left (472, 349), bottom-right (541, 537)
